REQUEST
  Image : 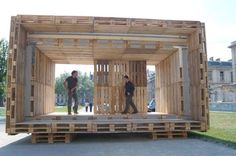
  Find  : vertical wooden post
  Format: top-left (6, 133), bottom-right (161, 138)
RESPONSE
top-left (23, 43), bottom-right (34, 117)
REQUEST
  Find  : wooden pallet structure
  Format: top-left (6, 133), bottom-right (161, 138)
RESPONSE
top-left (6, 15), bottom-right (209, 143)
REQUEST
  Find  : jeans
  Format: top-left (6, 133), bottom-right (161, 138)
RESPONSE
top-left (68, 92), bottom-right (78, 113)
top-left (123, 95), bottom-right (138, 113)
top-left (85, 103), bottom-right (93, 112)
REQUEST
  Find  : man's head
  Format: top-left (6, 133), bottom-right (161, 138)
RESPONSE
top-left (71, 70), bottom-right (78, 78)
top-left (123, 75), bottom-right (129, 82)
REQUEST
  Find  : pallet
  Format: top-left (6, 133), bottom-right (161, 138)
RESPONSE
top-left (31, 133), bottom-right (74, 144)
top-left (92, 123), bottom-right (132, 133)
top-left (94, 60), bottom-right (147, 114)
top-left (11, 123), bottom-right (51, 133)
top-left (152, 131), bottom-right (188, 140)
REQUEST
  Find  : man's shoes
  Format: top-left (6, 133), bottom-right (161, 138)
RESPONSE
top-left (121, 112), bottom-right (127, 114)
top-left (74, 112), bottom-right (78, 115)
top-left (68, 112), bottom-right (72, 115)
top-left (132, 111), bottom-right (138, 114)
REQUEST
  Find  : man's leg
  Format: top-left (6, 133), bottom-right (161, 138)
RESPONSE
top-left (129, 96), bottom-right (138, 113)
top-left (73, 93), bottom-right (79, 113)
top-left (89, 103), bottom-right (92, 112)
top-left (122, 96), bottom-right (130, 113)
top-left (67, 94), bottom-right (72, 115)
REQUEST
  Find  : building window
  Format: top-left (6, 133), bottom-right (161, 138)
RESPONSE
top-left (220, 71), bottom-right (224, 81)
top-left (231, 72), bottom-right (233, 82)
top-left (208, 71), bottom-right (212, 80)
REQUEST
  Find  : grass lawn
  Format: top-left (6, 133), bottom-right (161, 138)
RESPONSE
top-left (55, 105), bottom-right (83, 112)
top-left (0, 107), bottom-right (5, 116)
top-left (190, 111), bottom-right (236, 149)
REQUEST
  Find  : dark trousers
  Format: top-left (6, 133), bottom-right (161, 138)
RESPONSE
top-left (123, 95), bottom-right (138, 113)
top-left (68, 92), bottom-right (78, 113)
top-left (85, 103), bottom-right (93, 112)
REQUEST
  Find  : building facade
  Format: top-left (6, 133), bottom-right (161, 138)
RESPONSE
top-left (147, 70), bottom-right (155, 102)
top-left (208, 58), bottom-right (236, 102)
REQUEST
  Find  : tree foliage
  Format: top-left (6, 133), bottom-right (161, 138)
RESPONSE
top-left (0, 39), bottom-right (8, 106)
top-left (55, 72), bottom-right (70, 96)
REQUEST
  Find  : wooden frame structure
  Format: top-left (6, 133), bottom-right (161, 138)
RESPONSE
top-left (6, 15), bottom-right (209, 143)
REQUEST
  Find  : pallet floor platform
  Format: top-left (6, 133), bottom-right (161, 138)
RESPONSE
top-left (11, 114), bottom-right (204, 134)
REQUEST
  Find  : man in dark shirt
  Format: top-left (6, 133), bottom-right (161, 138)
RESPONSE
top-left (63, 70), bottom-right (79, 115)
top-left (122, 75), bottom-right (138, 114)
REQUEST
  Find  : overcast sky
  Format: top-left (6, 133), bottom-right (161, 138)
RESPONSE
top-left (0, 0), bottom-right (235, 76)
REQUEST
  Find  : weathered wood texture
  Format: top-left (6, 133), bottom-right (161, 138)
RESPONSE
top-left (30, 47), bottom-right (55, 117)
top-left (155, 24), bottom-right (209, 130)
top-left (187, 24), bottom-right (209, 128)
top-left (6, 16), bottom-right (27, 133)
top-left (94, 60), bottom-right (147, 114)
top-left (5, 15), bottom-right (209, 136)
top-left (155, 51), bottom-right (182, 115)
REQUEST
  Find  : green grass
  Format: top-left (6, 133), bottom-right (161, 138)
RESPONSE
top-left (0, 107), bottom-right (5, 116)
top-left (190, 111), bottom-right (236, 149)
top-left (55, 106), bottom-right (68, 112)
top-left (55, 105), bottom-right (83, 112)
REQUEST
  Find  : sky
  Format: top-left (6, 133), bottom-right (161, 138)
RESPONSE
top-left (0, 0), bottom-right (235, 76)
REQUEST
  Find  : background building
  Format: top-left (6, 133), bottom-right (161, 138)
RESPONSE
top-left (208, 58), bottom-right (236, 102)
top-left (147, 70), bottom-right (155, 102)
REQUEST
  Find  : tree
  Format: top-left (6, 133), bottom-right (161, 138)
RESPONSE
top-left (55, 72), bottom-right (70, 96)
top-left (0, 39), bottom-right (8, 107)
top-left (77, 72), bottom-right (94, 103)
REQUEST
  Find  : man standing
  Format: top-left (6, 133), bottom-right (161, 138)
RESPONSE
top-left (64, 70), bottom-right (79, 115)
top-left (122, 75), bottom-right (138, 114)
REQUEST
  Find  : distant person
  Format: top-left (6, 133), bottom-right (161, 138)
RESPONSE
top-left (148, 97), bottom-right (156, 112)
top-left (122, 75), bottom-right (138, 114)
top-left (64, 70), bottom-right (79, 115)
top-left (85, 98), bottom-right (93, 112)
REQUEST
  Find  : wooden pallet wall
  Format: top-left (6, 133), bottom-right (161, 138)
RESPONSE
top-left (94, 60), bottom-right (147, 114)
top-left (6, 17), bottom-right (55, 134)
top-left (188, 24), bottom-right (209, 129)
top-left (155, 51), bottom-right (183, 116)
top-left (30, 48), bottom-right (55, 116)
top-left (6, 17), bottom-right (27, 133)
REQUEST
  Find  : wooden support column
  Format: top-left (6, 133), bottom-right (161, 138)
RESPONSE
top-left (178, 47), bottom-right (191, 118)
top-left (23, 43), bottom-right (34, 117)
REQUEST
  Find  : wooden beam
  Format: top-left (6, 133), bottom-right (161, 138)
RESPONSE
top-left (28, 34), bottom-right (187, 43)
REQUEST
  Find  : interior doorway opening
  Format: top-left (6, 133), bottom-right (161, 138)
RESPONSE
top-left (54, 64), bottom-right (94, 114)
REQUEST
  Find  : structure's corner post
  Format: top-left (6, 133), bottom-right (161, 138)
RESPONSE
top-left (187, 25), bottom-right (209, 130)
top-left (23, 42), bottom-right (35, 117)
